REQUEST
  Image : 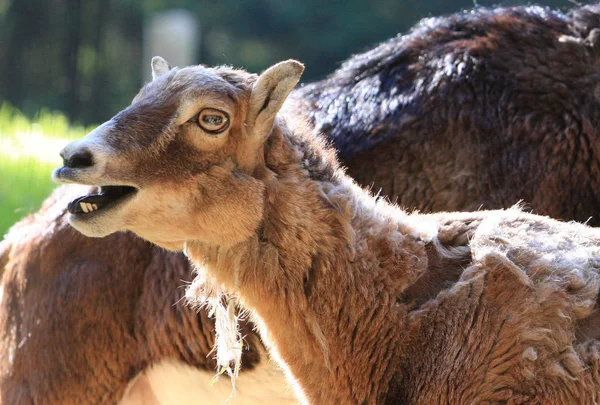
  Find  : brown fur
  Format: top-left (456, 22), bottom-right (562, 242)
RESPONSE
top-left (6, 5), bottom-right (600, 402)
top-left (54, 59), bottom-right (600, 404)
top-left (0, 186), bottom-right (264, 404)
top-left (186, 121), bottom-right (600, 404)
top-left (290, 5), bottom-right (600, 225)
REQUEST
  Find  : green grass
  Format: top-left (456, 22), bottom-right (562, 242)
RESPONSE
top-left (0, 103), bottom-right (95, 237)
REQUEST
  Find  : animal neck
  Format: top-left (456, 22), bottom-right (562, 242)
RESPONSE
top-left (186, 123), bottom-right (437, 403)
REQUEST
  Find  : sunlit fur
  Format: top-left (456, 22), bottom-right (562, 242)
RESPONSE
top-left (119, 357), bottom-right (296, 405)
top-left (0, 185), bottom-right (296, 404)
top-left (9, 5), bottom-right (600, 403)
top-left (289, 4), bottom-right (600, 225)
top-left (53, 56), bottom-right (600, 404)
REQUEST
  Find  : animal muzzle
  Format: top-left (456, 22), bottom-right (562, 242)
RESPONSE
top-left (60, 148), bottom-right (94, 169)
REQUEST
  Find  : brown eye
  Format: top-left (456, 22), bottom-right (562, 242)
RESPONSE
top-left (197, 108), bottom-right (229, 133)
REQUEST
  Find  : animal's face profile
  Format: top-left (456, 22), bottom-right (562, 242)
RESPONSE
top-left (53, 57), bottom-right (304, 249)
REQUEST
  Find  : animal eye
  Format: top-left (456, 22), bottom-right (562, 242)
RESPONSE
top-left (197, 108), bottom-right (229, 133)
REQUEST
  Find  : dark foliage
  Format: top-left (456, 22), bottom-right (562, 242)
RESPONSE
top-left (0, 0), bottom-right (584, 124)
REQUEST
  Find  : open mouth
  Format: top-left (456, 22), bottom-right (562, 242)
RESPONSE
top-left (67, 185), bottom-right (137, 215)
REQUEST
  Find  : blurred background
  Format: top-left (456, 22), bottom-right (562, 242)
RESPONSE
top-left (0, 0), bottom-right (588, 235)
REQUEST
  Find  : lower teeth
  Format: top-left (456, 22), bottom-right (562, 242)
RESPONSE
top-left (80, 202), bottom-right (98, 213)
top-left (68, 186), bottom-right (136, 215)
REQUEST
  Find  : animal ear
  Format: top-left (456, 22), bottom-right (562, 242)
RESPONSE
top-left (247, 60), bottom-right (304, 140)
top-left (151, 56), bottom-right (172, 81)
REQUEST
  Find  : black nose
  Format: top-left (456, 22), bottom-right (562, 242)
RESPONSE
top-left (61, 150), bottom-right (93, 169)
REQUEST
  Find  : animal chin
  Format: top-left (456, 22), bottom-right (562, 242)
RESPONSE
top-left (67, 185), bottom-right (138, 217)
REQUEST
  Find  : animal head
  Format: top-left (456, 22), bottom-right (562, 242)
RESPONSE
top-left (53, 57), bottom-right (304, 249)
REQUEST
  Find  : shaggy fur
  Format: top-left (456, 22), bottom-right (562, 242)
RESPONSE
top-left (4, 4), bottom-right (600, 403)
top-left (53, 50), bottom-right (600, 405)
top-left (0, 186), bottom-right (298, 404)
top-left (290, 4), bottom-right (600, 224)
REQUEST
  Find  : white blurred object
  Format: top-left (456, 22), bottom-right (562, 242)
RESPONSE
top-left (143, 9), bottom-right (199, 81)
